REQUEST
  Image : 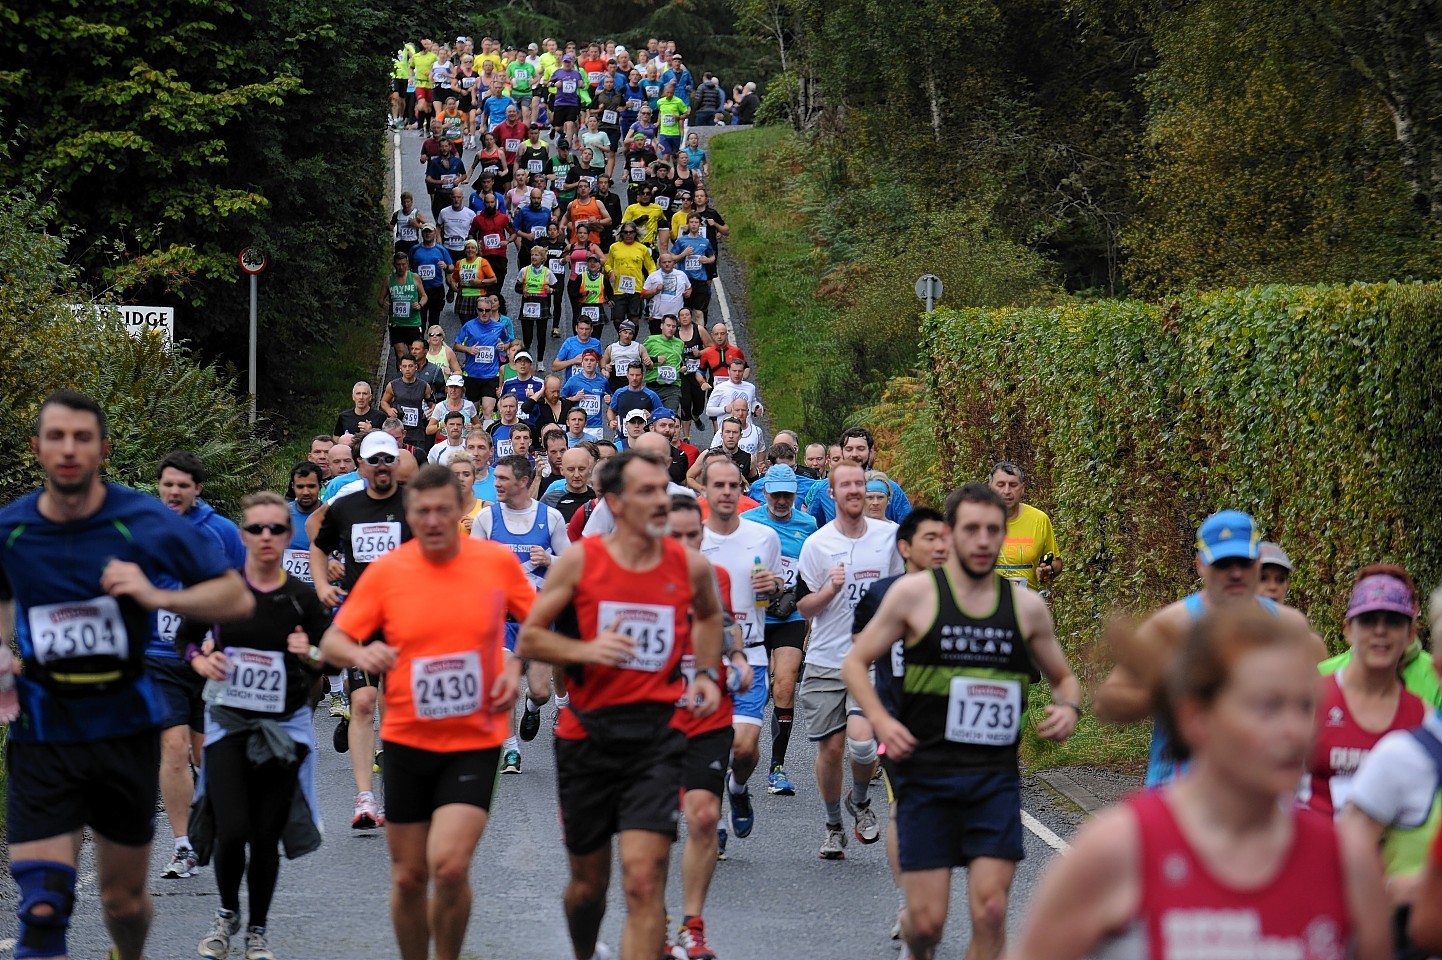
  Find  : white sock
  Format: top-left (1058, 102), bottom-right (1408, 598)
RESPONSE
top-left (555, 693), bottom-right (570, 708)
top-left (358, 790), bottom-right (374, 802)
top-left (329, 675), bottom-right (343, 694)
top-left (174, 835), bottom-right (190, 852)
top-left (504, 736), bottom-right (520, 752)
top-left (525, 697), bottom-right (545, 713)
top-left (727, 772), bottom-right (747, 795)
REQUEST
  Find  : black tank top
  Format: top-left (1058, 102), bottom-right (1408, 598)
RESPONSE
top-left (896, 568), bottom-right (1034, 773)
top-left (680, 324), bottom-right (704, 377)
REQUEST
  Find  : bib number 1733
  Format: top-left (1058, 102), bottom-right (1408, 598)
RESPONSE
top-left (944, 677), bottom-right (1021, 747)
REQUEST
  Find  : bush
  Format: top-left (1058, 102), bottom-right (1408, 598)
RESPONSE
top-left (923, 282), bottom-right (1442, 664)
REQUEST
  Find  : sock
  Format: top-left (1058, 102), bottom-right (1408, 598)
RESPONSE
top-left (358, 790), bottom-right (374, 802)
top-left (824, 799), bottom-right (842, 825)
top-left (174, 835), bottom-right (190, 852)
top-left (525, 697), bottom-right (546, 713)
top-left (850, 781), bottom-right (870, 806)
top-left (504, 736), bottom-right (519, 752)
top-left (770, 708), bottom-right (794, 768)
top-left (727, 772), bottom-right (747, 795)
top-left (556, 693), bottom-right (570, 708)
top-left (329, 675), bottom-right (343, 694)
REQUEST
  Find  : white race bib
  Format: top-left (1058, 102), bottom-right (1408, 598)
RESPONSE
top-left (459, 265), bottom-right (478, 283)
top-left (944, 678), bottom-right (1021, 746)
top-left (581, 305), bottom-right (601, 322)
top-left (600, 601), bottom-right (676, 672)
top-left (29, 596), bottom-right (128, 664)
top-left (684, 357), bottom-right (699, 374)
top-left (523, 301), bottom-right (541, 318)
top-left (475, 345), bottom-right (496, 364)
top-left (402, 406), bottom-right (420, 427)
top-left (890, 640), bottom-right (905, 678)
top-left (350, 522), bottom-right (400, 563)
top-left (482, 233), bottom-right (502, 250)
top-left (444, 237), bottom-right (465, 251)
top-left (630, 165), bottom-right (645, 182)
top-left (283, 550), bottom-right (312, 584)
top-left (561, 80), bottom-right (577, 94)
top-left (156, 609), bottom-right (183, 642)
top-left (418, 264), bottom-right (437, 281)
top-left (505, 138), bottom-right (521, 153)
top-left (215, 648), bottom-right (286, 713)
top-left (528, 159), bottom-right (543, 174)
top-left (579, 393), bottom-right (601, 415)
top-left (657, 365), bottom-right (677, 384)
top-left (411, 651), bottom-right (482, 719)
top-left (496, 439), bottom-right (514, 458)
top-left (618, 275), bottom-right (637, 294)
top-left (656, 195), bottom-right (671, 210)
top-left (602, 109), bottom-right (618, 124)
top-left (685, 255), bottom-right (701, 273)
top-left (549, 258), bottom-right (564, 274)
top-left (626, 99), bottom-right (641, 112)
top-left (734, 609), bottom-right (761, 648)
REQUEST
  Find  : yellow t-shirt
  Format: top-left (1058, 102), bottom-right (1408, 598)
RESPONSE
top-left (622, 203), bottom-right (664, 244)
top-left (604, 241), bottom-right (657, 291)
top-left (997, 502), bottom-right (1058, 590)
top-left (478, 53), bottom-right (503, 74)
top-left (411, 51), bottom-right (439, 89)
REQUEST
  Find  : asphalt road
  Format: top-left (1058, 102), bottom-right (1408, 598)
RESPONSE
top-left (0, 125), bottom-right (1100, 960)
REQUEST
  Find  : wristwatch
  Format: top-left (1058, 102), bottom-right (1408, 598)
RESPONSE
top-left (695, 667), bottom-right (721, 685)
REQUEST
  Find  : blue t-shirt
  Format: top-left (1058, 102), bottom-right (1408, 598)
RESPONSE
top-left (661, 68), bottom-right (694, 105)
top-left (456, 319), bottom-right (508, 378)
top-left (671, 236), bottom-right (713, 283)
top-left (685, 146), bottom-right (706, 170)
top-left (609, 385), bottom-right (663, 420)
top-left (482, 94), bottom-right (515, 129)
top-left (562, 371), bottom-right (609, 429)
top-left (0, 484), bottom-right (231, 743)
top-left (805, 479), bottom-right (912, 525)
top-left (409, 243), bottom-right (453, 289)
top-left (145, 500), bottom-right (244, 659)
top-left (741, 505), bottom-right (817, 623)
top-left (472, 472), bottom-right (498, 503)
top-left (323, 471), bottom-right (358, 503)
top-left (513, 205), bottom-right (553, 242)
top-left (556, 335), bottom-right (602, 366)
top-left (502, 376), bottom-right (546, 404)
top-left (287, 501), bottom-right (317, 552)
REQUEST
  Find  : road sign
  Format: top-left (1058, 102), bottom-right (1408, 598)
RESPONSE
top-left (915, 274), bottom-right (943, 304)
top-left (68, 303), bottom-right (175, 342)
top-left (239, 246), bottom-right (268, 275)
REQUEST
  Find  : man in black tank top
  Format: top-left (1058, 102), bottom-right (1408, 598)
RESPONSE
top-left (842, 482), bottom-right (1082, 960)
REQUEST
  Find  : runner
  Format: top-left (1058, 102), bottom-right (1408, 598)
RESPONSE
top-left (454, 298), bottom-right (510, 420)
top-left (795, 460), bottom-right (902, 858)
top-left (380, 251), bottom-right (428, 368)
top-left (1007, 605), bottom-right (1387, 960)
top-left (698, 457), bottom-right (783, 843)
top-left (0, 391), bottom-right (252, 960)
top-left (844, 482), bottom-right (1081, 960)
top-left (562, 348), bottom-right (610, 441)
top-left (517, 449), bottom-right (724, 960)
top-left (740, 464), bottom-right (818, 796)
top-left (605, 222), bottom-right (656, 330)
top-left (988, 461), bottom-right (1061, 591)
top-left (309, 431), bottom-right (413, 829)
top-left (179, 492), bottom-right (329, 960)
top-left (803, 427), bottom-right (911, 524)
top-left (320, 464), bottom-right (535, 960)
top-left (1095, 509), bottom-right (1324, 786)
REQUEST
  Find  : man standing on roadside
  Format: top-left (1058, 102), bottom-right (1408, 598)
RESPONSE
top-left (987, 461), bottom-right (1060, 591)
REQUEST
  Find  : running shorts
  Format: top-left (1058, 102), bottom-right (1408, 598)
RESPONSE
top-left (555, 725), bottom-right (685, 855)
top-left (7, 728), bottom-right (161, 846)
top-left (382, 742), bottom-right (502, 823)
top-left (682, 726), bottom-right (734, 795)
top-left (888, 767), bottom-right (1024, 870)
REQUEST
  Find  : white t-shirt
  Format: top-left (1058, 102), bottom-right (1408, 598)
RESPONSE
top-left (438, 205), bottom-right (478, 251)
top-left (643, 267), bottom-right (690, 319)
top-left (471, 499), bottom-right (570, 587)
top-left (797, 517), bottom-right (903, 669)
top-left (706, 378), bottom-right (758, 417)
top-left (427, 439), bottom-right (467, 466)
top-left (1348, 711), bottom-right (1442, 833)
top-left (710, 421), bottom-right (765, 457)
top-left (701, 519), bottom-right (783, 667)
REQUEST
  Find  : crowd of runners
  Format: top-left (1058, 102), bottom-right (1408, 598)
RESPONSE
top-left (4, 27), bottom-right (1442, 960)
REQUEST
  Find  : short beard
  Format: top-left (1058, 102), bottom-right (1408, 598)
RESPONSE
top-left (48, 471), bottom-right (94, 497)
top-left (644, 519), bottom-right (671, 538)
top-left (957, 555), bottom-right (996, 582)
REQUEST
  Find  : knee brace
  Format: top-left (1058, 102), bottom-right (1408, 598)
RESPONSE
top-left (12, 860), bottom-right (76, 959)
top-left (847, 736), bottom-right (878, 768)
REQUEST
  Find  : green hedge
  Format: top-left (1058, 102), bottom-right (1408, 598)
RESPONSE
top-left (923, 282), bottom-right (1442, 663)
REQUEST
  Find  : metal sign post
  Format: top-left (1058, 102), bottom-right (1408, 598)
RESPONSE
top-left (914, 274), bottom-right (944, 313)
top-left (238, 247), bottom-right (269, 425)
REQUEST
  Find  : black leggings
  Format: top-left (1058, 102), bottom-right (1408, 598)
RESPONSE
top-left (204, 735), bottom-right (304, 927)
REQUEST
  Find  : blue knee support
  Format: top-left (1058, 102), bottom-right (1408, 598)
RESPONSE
top-left (12, 860), bottom-right (75, 959)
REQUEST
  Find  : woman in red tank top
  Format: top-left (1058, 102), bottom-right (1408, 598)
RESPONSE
top-left (1008, 605), bottom-right (1391, 960)
top-left (1302, 565), bottom-right (1425, 819)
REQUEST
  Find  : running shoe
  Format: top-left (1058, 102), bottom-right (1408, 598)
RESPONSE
top-left (519, 706), bottom-right (542, 742)
top-left (333, 716), bottom-right (350, 753)
top-left (819, 824), bottom-right (847, 860)
top-left (328, 693), bottom-right (349, 719)
top-left (373, 748), bottom-right (384, 774)
top-left (766, 765), bottom-right (796, 796)
top-left (891, 908), bottom-right (903, 940)
top-left (675, 917), bottom-right (716, 960)
top-left (551, 325), bottom-right (561, 337)
top-left (352, 794), bottom-right (381, 830)
top-left (244, 926), bottom-right (275, 960)
top-left (727, 787), bottom-right (754, 838)
top-left (846, 795), bottom-right (881, 844)
top-left (501, 748), bottom-right (522, 774)
top-left (199, 908), bottom-right (239, 959)
top-left (162, 845), bottom-right (197, 879)
top-left (716, 827), bottom-right (727, 861)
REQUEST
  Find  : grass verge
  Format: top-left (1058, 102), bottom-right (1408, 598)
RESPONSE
top-left (707, 128), bottom-right (831, 436)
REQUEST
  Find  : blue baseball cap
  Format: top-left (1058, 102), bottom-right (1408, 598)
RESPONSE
top-left (1195, 510), bottom-right (1261, 565)
top-left (763, 464), bottom-right (799, 494)
top-left (651, 406), bottom-right (677, 423)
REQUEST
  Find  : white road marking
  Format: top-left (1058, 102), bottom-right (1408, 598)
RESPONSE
top-left (713, 270), bottom-right (736, 342)
top-left (392, 130), bottom-right (403, 209)
top-left (0, 938), bottom-right (14, 954)
top-left (1022, 809), bottom-right (1070, 852)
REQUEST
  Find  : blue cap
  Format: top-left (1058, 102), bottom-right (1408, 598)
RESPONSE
top-left (1195, 510), bottom-right (1261, 565)
top-left (763, 464), bottom-right (798, 494)
top-left (651, 406), bottom-right (677, 423)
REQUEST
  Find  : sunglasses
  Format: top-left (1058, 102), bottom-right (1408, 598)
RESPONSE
top-left (428, 332), bottom-right (444, 337)
top-left (364, 453), bottom-right (397, 466)
top-left (242, 523), bottom-right (291, 536)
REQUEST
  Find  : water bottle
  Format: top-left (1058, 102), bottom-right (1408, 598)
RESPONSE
top-left (726, 661), bottom-right (742, 694)
top-left (0, 645), bottom-right (19, 723)
top-left (752, 555), bottom-right (768, 609)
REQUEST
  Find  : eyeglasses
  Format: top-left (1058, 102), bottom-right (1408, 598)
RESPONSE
top-left (242, 523), bottom-right (291, 536)
top-left (364, 453), bottom-right (397, 466)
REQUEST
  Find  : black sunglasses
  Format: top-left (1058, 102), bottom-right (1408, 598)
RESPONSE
top-left (242, 523), bottom-right (291, 536)
top-left (364, 453), bottom-right (397, 466)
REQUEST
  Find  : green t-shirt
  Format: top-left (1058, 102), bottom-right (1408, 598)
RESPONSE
top-left (507, 61), bottom-right (536, 94)
top-left (643, 335), bottom-right (685, 387)
top-left (656, 96), bottom-right (687, 136)
top-left (411, 51), bottom-right (439, 89)
top-left (387, 273), bottom-right (422, 326)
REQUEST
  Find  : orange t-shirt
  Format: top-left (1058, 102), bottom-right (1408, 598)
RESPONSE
top-left (698, 495), bottom-right (759, 521)
top-left (566, 198), bottom-right (606, 243)
top-left (334, 537), bottom-right (534, 751)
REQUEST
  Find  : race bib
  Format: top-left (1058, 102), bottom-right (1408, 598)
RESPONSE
top-left (581, 306), bottom-right (601, 322)
top-left (440, 173), bottom-right (458, 187)
top-left (618, 275), bottom-right (637, 294)
top-left (496, 439), bottom-right (514, 458)
top-left (418, 264), bottom-right (437, 281)
top-left (28, 596), bottom-right (128, 664)
top-left (626, 99), bottom-right (641, 112)
top-left (646, 85), bottom-right (660, 99)
top-left (602, 109), bottom-right (618, 124)
top-left (528, 159), bottom-right (543, 174)
top-left (402, 406), bottom-right (420, 427)
top-left (657, 365), bottom-right (677, 384)
top-left (444, 237), bottom-right (465, 251)
top-left (779, 555), bottom-right (797, 591)
top-left (505, 138), bottom-right (521, 153)
top-left (561, 80), bottom-right (577, 94)
top-left (579, 393), bottom-right (601, 416)
top-left (391, 298), bottom-right (412, 319)
top-left (523, 301), bottom-right (541, 318)
top-left (890, 640), bottom-right (905, 678)
top-left (482, 234), bottom-right (502, 250)
top-left (684, 357), bottom-right (699, 374)
top-left (411, 651), bottom-right (482, 719)
top-left (685, 255), bottom-right (701, 273)
top-left (350, 521), bottom-right (400, 563)
top-left (734, 609), bottom-right (762, 648)
top-left (549, 258), bottom-right (564, 274)
top-left (587, 71), bottom-right (601, 85)
top-left (656, 196), bottom-right (671, 210)
top-left (599, 600), bottom-right (676, 672)
top-left (459, 265), bottom-right (478, 283)
top-left (398, 225), bottom-right (418, 242)
top-left (676, 653), bottom-right (696, 707)
top-left (476, 345), bottom-right (496, 364)
top-left (944, 678), bottom-right (1022, 746)
top-left (630, 165), bottom-right (645, 182)
top-left (215, 648), bottom-right (285, 714)
top-left (283, 550), bottom-right (312, 584)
